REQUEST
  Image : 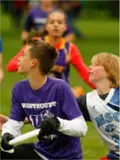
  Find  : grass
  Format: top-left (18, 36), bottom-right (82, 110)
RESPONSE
top-left (1, 12), bottom-right (119, 160)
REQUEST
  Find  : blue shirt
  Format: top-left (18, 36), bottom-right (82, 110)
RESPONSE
top-left (10, 77), bottom-right (82, 159)
top-left (0, 38), bottom-right (2, 53)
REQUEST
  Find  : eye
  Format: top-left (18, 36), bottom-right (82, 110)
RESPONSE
top-left (58, 20), bottom-right (63, 24)
top-left (49, 20), bottom-right (54, 24)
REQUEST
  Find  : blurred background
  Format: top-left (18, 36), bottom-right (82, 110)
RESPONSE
top-left (0, 0), bottom-right (119, 159)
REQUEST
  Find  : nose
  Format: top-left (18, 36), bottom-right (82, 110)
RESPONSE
top-left (18, 57), bottom-right (20, 62)
top-left (53, 22), bottom-right (59, 27)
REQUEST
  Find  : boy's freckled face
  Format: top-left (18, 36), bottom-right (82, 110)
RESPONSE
top-left (89, 62), bottom-right (108, 83)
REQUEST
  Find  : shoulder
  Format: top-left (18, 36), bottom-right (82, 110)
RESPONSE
top-left (68, 43), bottom-right (80, 57)
top-left (87, 90), bottom-right (97, 96)
top-left (69, 42), bottom-right (77, 48)
top-left (48, 77), bottom-right (68, 86)
top-left (48, 77), bottom-right (70, 90)
top-left (77, 94), bottom-right (87, 103)
top-left (114, 87), bottom-right (119, 95)
top-left (86, 90), bottom-right (98, 105)
top-left (108, 87), bottom-right (120, 109)
top-left (13, 79), bottom-right (28, 91)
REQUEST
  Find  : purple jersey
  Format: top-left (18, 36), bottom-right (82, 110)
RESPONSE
top-left (10, 77), bottom-right (82, 159)
top-left (24, 7), bottom-right (48, 32)
top-left (42, 36), bottom-right (70, 82)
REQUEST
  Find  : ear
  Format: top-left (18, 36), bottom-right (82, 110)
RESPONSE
top-left (31, 59), bottom-right (38, 67)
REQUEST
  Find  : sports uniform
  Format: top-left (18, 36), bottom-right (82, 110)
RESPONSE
top-left (77, 87), bottom-right (120, 160)
top-left (1, 77), bottom-right (87, 159)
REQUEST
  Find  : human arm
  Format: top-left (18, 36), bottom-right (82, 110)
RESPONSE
top-left (1, 84), bottom-right (26, 138)
top-left (21, 31), bottom-right (29, 44)
top-left (0, 114), bottom-right (8, 131)
top-left (0, 114), bottom-right (30, 131)
top-left (76, 95), bottom-right (91, 121)
top-left (58, 116), bottom-right (87, 137)
top-left (58, 83), bottom-right (88, 137)
top-left (68, 43), bottom-right (95, 89)
top-left (1, 84), bottom-right (26, 152)
top-left (6, 36), bottom-right (41, 72)
top-left (6, 45), bottom-right (27, 72)
top-left (21, 11), bottom-right (33, 42)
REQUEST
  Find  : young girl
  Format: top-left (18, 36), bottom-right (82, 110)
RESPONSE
top-left (22, 0), bottom-right (74, 43)
top-left (1, 39), bottom-right (87, 159)
top-left (77, 52), bottom-right (120, 160)
top-left (7, 9), bottom-right (95, 90)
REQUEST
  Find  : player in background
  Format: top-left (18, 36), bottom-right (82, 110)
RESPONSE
top-left (21, 0), bottom-right (75, 44)
top-left (0, 38), bottom-right (4, 83)
top-left (1, 40), bottom-right (87, 159)
top-left (6, 10), bottom-right (95, 92)
top-left (77, 52), bottom-right (120, 160)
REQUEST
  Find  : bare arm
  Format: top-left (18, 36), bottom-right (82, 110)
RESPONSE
top-left (0, 114), bottom-right (8, 131)
top-left (21, 31), bottom-right (29, 43)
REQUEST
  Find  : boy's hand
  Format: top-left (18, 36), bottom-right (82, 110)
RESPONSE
top-left (38, 115), bottom-right (60, 139)
top-left (1, 133), bottom-right (14, 151)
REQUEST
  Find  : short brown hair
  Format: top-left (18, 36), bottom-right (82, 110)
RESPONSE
top-left (27, 39), bottom-right (58, 75)
top-left (91, 52), bottom-right (120, 88)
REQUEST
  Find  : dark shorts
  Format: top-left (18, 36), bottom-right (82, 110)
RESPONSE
top-left (1, 143), bottom-right (43, 160)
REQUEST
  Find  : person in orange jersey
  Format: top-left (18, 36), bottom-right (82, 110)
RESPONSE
top-left (6, 10), bottom-right (95, 92)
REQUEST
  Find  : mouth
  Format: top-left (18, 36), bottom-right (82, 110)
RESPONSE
top-left (53, 29), bottom-right (59, 32)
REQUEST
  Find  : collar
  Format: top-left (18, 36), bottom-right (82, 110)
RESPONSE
top-left (45, 36), bottom-right (66, 50)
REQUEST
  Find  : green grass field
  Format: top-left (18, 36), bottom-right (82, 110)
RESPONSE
top-left (1, 12), bottom-right (119, 160)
